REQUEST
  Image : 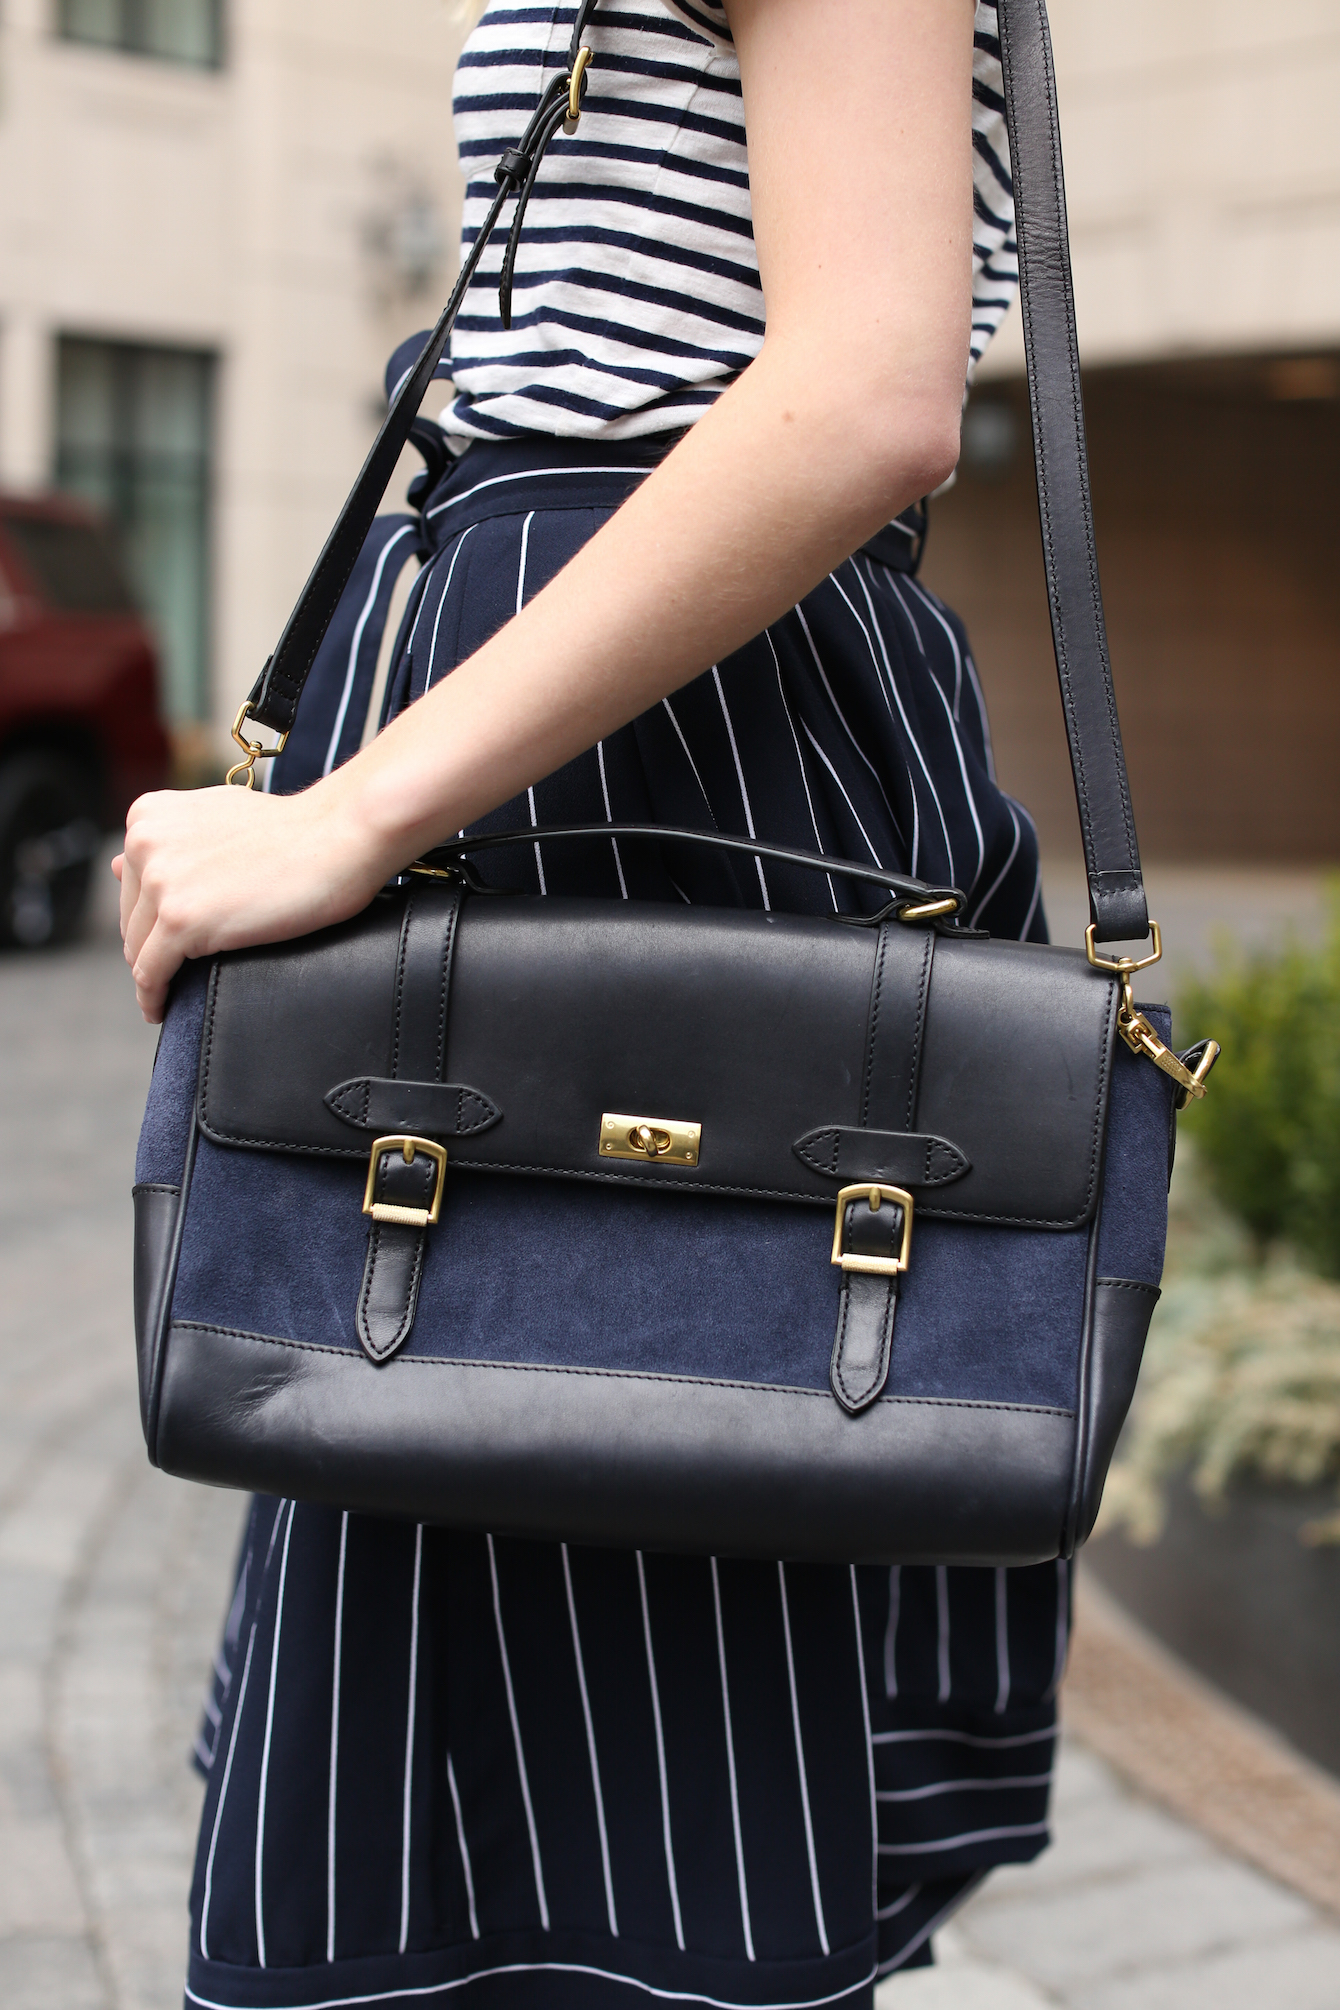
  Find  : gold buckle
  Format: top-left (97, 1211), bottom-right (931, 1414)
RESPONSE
top-left (831, 1184), bottom-right (914, 1276)
top-left (225, 701), bottom-right (290, 789)
top-left (362, 1135), bottom-right (448, 1227)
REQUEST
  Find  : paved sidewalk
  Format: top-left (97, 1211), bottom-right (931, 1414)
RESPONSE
top-left (3, 873), bottom-right (1338, 2009)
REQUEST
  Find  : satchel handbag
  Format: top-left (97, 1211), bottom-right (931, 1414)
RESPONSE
top-left (131, 0), bottom-right (1218, 1566)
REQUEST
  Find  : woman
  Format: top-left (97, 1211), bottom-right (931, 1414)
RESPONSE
top-left (120, 2), bottom-right (1067, 2004)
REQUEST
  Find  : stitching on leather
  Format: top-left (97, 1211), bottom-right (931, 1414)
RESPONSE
top-left (860, 925), bottom-right (888, 1130)
top-left (198, 959), bottom-right (222, 1128)
top-left (189, 1127), bottom-right (1091, 1224)
top-left (907, 930), bottom-right (933, 1128)
top-left (172, 1321), bottom-right (1075, 1414)
top-left (390, 895), bottom-right (415, 1082)
top-left (436, 894), bottom-right (458, 1083)
top-left (1096, 1278), bottom-right (1159, 1294)
top-left (832, 1203), bottom-right (900, 1409)
top-left (188, 1117), bottom-right (1094, 1224)
top-left (133, 1182), bottom-right (181, 1196)
top-left (357, 1194), bottom-right (427, 1364)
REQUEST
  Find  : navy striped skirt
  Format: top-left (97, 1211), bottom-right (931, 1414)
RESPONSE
top-left (187, 440), bottom-right (1066, 2010)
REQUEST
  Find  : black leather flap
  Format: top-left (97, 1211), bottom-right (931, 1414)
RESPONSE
top-left (198, 885), bottom-right (1119, 1228)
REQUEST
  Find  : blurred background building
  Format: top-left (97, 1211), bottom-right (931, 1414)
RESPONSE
top-left (0, 0), bottom-right (465, 775)
top-left (927, 0), bottom-right (1340, 865)
top-left (1, 0), bottom-right (1337, 857)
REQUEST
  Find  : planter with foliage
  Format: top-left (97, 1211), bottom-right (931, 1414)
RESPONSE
top-left (1086, 894), bottom-right (1340, 1775)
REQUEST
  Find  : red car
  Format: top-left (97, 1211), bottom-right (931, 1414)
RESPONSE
top-left (0, 494), bottom-right (171, 946)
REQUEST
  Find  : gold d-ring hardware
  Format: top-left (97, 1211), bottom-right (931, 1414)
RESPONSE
top-left (1084, 919), bottom-right (1164, 979)
top-left (1084, 920), bottom-right (1220, 1102)
top-left (362, 1135), bottom-right (448, 1227)
top-left (831, 1184), bottom-right (914, 1276)
top-left (225, 701), bottom-right (290, 789)
top-left (599, 1112), bottom-right (701, 1165)
top-left (897, 896), bottom-right (961, 923)
top-left (565, 45), bottom-right (593, 130)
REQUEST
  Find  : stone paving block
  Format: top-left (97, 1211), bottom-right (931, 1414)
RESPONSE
top-left (0, 1437), bottom-right (128, 1575)
top-left (1047, 1743), bottom-right (1111, 1816)
top-left (960, 1855), bottom-right (1314, 1990)
top-left (972, 1787), bottom-right (1210, 1901)
top-left (0, 1816), bottom-right (87, 1936)
top-left (1068, 1926), bottom-right (1340, 2010)
top-left (0, 1562), bottom-right (63, 1665)
top-left (0, 1931), bottom-right (105, 2010)
top-left (880, 1965), bottom-right (1058, 2008)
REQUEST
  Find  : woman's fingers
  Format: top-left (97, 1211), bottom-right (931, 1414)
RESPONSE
top-left (110, 777), bottom-right (396, 1023)
top-left (129, 915), bottom-right (178, 1022)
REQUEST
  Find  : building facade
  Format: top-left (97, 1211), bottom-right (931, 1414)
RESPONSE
top-left (2, 0), bottom-right (1336, 857)
top-left (927, 0), bottom-right (1340, 863)
top-left (0, 0), bottom-right (466, 765)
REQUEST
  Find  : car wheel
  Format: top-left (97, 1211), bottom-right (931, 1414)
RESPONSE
top-left (0, 752), bottom-right (102, 950)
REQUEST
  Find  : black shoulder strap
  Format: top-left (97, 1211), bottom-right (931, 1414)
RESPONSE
top-left (239, 0), bottom-right (1147, 944)
top-left (997, 0), bottom-right (1146, 941)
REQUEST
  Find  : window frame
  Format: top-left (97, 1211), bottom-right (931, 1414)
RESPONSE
top-left (55, 0), bottom-right (226, 73)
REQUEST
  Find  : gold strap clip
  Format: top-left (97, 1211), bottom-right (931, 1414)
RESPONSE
top-left (1084, 920), bottom-right (1220, 1102)
top-left (226, 701), bottom-right (290, 789)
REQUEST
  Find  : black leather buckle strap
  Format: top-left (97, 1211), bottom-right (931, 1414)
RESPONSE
top-left (829, 1185), bottom-right (913, 1416)
top-left (245, 0), bottom-right (1150, 945)
top-left (356, 889), bottom-right (463, 1363)
top-left (825, 921), bottom-right (934, 1410)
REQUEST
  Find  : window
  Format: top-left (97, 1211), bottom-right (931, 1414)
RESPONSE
top-left (58, 0), bottom-right (222, 68)
top-left (56, 337), bottom-right (216, 722)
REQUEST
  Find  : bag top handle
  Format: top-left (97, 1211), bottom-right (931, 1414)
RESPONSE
top-left (232, 0), bottom-right (1149, 946)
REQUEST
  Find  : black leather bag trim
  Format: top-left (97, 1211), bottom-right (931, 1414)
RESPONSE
top-left (155, 1317), bottom-right (1076, 1564)
top-left (1071, 1276), bottom-right (1160, 1548)
top-left (170, 1319), bottom-right (1075, 1413)
top-left (132, 1182), bottom-right (180, 1440)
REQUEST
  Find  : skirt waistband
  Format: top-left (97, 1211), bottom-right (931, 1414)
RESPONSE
top-left (419, 434), bottom-right (924, 575)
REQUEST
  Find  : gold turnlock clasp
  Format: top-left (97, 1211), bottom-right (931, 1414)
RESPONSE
top-left (599, 1112), bottom-right (701, 1166)
top-left (226, 701), bottom-right (290, 789)
top-left (564, 44), bottom-right (593, 132)
top-left (1084, 920), bottom-right (1220, 1102)
top-left (831, 1184), bottom-right (914, 1277)
top-left (362, 1135), bottom-right (448, 1227)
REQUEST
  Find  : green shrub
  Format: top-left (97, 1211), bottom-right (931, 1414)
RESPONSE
top-left (1178, 888), bottom-right (1340, 1275)
top-left (1099, 1149), bottom-right (1340, 1546)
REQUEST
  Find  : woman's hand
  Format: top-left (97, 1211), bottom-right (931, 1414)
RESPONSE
top-left (113, 773), bottom-right (397, 1024)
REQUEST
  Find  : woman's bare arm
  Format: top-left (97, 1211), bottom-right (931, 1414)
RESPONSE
top-left (115, 0), bottom-right (975, 1020)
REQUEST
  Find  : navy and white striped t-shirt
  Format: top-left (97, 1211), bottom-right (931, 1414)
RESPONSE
top-left (444, 0), bottom-right (1017, 446)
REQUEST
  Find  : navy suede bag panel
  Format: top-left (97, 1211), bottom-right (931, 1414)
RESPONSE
top-left (135, 960), bottom-right (210, 1188)
top-left (1094, 1005), bottom-right (1175, 1287)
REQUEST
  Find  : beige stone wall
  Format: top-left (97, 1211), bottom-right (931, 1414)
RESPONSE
top-left (0, 0), bottom-right (468, 747)
top-left (980, 0), bottom-right (1340, 378)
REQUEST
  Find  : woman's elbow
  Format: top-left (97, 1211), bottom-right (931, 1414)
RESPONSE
top-left (857, 384), bottom-right (963, 503)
